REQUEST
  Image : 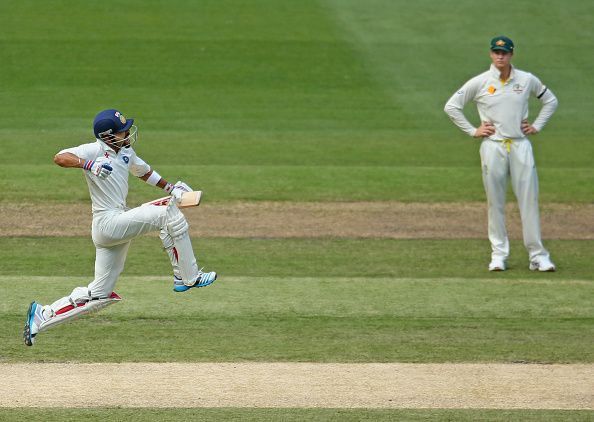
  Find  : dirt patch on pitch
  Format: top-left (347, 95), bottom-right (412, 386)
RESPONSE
top-left (1, 362), bottom-right (592, 409)
top-left (2, 202), bottom-right (593, 239)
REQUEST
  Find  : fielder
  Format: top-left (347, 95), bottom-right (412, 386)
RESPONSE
top-left (23, 109), bottom-right (217, 346)
top-left (444, 36), bottom-right (558, 272)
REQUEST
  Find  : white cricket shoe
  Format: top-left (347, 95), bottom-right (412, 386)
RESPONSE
top-left (173, 269), bottom-right (217, 292)
top-left (529, 257), bottom-right (556, 272)
top-left (488, 259), bottom-right (506, 272)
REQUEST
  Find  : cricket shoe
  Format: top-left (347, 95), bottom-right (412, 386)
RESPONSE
top-left (23, 301), bottom-right (45, 346)
top-left (529, 257), bottom-right (556, 272)
top-left (173, 270), bottom-right (217, 292)
top-left (488, 259), bottom-right (506, 272)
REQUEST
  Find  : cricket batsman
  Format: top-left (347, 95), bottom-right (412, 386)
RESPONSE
top-left (23, 109), bottom-right (217, 346)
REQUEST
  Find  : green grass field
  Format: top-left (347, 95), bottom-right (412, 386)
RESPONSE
top-left (2, 275), bottom-right (593, 363)
top-left (1, 0), bottom-right (593, 420)
top-left (2, 408), bottom-right (593, 422)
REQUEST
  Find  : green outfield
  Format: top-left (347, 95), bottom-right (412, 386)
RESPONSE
top-left (2, 408), bottom-right (593, 422)
top-left (1, 0), bottom-right (593, 420)
top-left (2, 275), bottom-right (593, 363)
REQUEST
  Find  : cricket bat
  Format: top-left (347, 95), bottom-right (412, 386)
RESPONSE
top-left (144, 190), bottom-right (202, 208)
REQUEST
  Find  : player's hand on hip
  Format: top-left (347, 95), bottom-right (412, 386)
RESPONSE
top-left (521, 119), bottom-right (538, 135)
top-left (473, 121), bottom-right (496, 138)
top-left (84, 160), bottom-right (113, 179)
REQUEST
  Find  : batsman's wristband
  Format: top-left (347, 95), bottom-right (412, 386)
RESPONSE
top-left (146, 170), bottom-right (162, 186)
top-left (83, 160), bottom-right (95, 171)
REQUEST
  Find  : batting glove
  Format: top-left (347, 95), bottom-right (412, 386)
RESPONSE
top-left (84, 160), bottom-right (113, 179)
top-left (166, 181), bottom-right (192, 204)
top-left (174, 181), bottom-right (192, 192)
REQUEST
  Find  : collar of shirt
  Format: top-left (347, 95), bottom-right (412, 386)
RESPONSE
top-left (489, 64), bottom-right (515, 83)
top-left (96, 139), bottom-right (133, 157)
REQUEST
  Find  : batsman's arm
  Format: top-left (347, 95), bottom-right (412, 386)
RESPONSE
top-left (54, 152), bottom-right (114, 179)
top-left (53, 152), bottom-right (86, 168)
top-left (140, 170), bottom-right (173, 191)
top-left (141, 170), bottom-right (192, 203)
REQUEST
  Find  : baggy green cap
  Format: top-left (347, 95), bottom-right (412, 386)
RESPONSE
top-left (490, 36), bottom-right (514, 52)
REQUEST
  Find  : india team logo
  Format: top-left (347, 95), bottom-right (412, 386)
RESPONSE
top-left (114, 111), bottom-right (127, 124)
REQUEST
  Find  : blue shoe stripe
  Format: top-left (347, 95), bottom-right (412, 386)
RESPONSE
top-left (28, 302), bottom-right (37, 329)
top-left (195, 275), bottom-right (217, 287)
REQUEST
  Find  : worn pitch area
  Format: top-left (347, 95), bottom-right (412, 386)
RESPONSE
top-left (1, 363), bottom-right (592, 409)
top-left (2, 202), bottom-right (593, 239)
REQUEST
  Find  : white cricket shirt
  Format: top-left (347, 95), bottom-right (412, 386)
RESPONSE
top-left (444, 64), bottom-right (558, 139)
top-left (60, 140), bottom-right (150, 213)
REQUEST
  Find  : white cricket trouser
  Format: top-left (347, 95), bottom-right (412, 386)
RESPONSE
top-left (46, 203), bottom-right (198, 316)
top-left (479, 138), bottom-right (550, 262)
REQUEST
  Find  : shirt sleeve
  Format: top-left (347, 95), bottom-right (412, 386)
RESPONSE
top-left (530, 75), bottom-right (558, 132)
top-left (58, 142), bottom-right (100, 161)
top-left (129, 152), bottom-right (151, 177)
top-left (444, 76), bottom-right (481, 137)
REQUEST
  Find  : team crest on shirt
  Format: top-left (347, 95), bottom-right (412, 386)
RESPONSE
top-left (513, 84), bottom-right (523, 93)
top-left (122, 156), bottom-right (129, 164)
top-left (488, 85), bottom-right (496, 94)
